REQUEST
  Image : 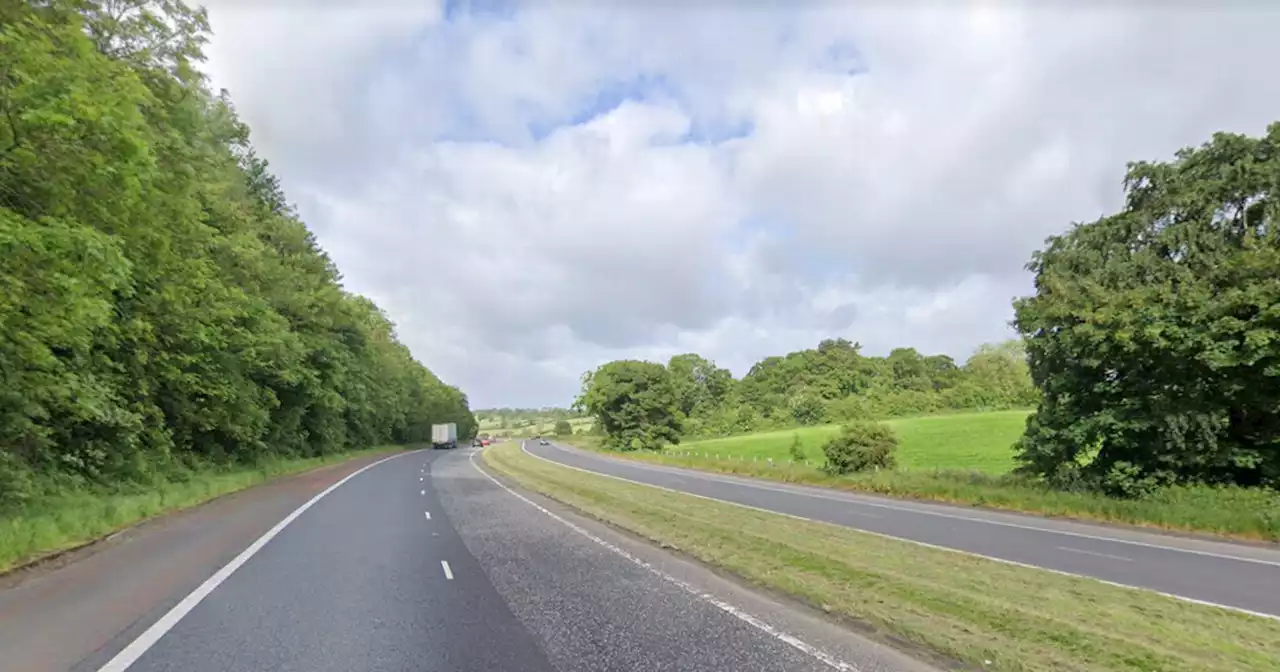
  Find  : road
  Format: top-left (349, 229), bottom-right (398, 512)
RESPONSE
top-left (525, 440), bottom-right (1280, 620)
top-left (3, 446), bottom-right (932, 672)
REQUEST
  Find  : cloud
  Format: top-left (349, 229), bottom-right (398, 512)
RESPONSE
top-left (200, 1), bottom-right (1280, 408)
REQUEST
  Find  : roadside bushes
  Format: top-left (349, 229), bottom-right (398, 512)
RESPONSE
top-left (822, 421), bottom-right (898, 475)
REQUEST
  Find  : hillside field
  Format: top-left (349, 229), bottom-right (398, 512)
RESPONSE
top-left (674, 410), bottom-right (1030, 474)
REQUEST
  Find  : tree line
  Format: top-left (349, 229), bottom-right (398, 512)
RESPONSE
top-left (0, 0), bottom-right (475, 509)
top-left (475, 407), bottom-right (583, 430)
top-left (580, 124), bottom-right (1280, 497)
top-left (575, 338), bottom-right (1037, 450)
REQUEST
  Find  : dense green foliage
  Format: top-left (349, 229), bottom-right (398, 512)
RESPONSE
top-left (0, 1), bottom-right (474, 510)
top-left (821, 421), bottom-right (899, 475)
top-left (1015, 124), bottom-right (1280, 494)
top-left (576, 339), bottom-right (1036, 450)
top-left (574, 360), bottom-right (681, 451)
top-left (553, 419), bottom-right (573, 436)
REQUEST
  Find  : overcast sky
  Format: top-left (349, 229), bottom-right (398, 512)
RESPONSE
top-left (198, 0), bottom-right (1280, 409)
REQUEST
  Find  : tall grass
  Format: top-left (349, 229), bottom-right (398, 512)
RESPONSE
top-left (0, 447), bottom-right (398, 573)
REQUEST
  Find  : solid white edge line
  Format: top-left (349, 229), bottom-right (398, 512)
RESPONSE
top-left (471, 444), bottom-right (861, 672)
top-left (524, 443), bottom-right (1280, 623)
top-left (95, 450), bottom-right (417, 672)
top-left (1057, 546), bottom-right (1133, 562)
top-left (441, 560), bottom-right (454, 580)
top-left (541, 442), bottom-right (1280, 569)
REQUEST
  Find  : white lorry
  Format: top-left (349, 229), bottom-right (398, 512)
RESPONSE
top-left (431, 422), bottom-right (458, 450)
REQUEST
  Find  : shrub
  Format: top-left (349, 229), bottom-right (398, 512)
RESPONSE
top-left (788, 433), bottom-right (807, 462)
top-left (822, 421), bottom-right (899, 475)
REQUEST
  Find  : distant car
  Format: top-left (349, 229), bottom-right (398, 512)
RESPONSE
top-left (472, 438), bottom-right (482, 447)
top-left (538, 439), bottom-right (549, 446)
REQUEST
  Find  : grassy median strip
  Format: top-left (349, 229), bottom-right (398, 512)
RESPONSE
top-left (566, 435), bottom-right (1280, 542)
top-left (484, 442), bottom-right (1280, 672)
top-left (0, 446), bottom-right (400, 574)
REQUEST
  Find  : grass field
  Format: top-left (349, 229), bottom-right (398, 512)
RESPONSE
top-left (0, 446), bottom-right (400, 574)
top-left (478, 416), bottom-right (595, 438)
top-left (484, 442), bottom-right (1280, 672)
top-left (678, 410), bottom-right (1029, 473)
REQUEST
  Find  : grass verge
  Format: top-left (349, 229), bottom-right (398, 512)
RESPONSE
top-left (564, 435), bottom-right (1280, 542)
top-left (483, 442), bottom-right (1280, 672)
top-left (0, 446), bottom-right (401, 573)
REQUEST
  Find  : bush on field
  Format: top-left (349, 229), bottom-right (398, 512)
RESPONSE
top-left (822, 421), bottom-right (898, 475)
top-left (788, 433), bottom-right (807, 462)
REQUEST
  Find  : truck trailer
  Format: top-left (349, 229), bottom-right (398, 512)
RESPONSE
top-left (431, 422), bottom-right (458, 450)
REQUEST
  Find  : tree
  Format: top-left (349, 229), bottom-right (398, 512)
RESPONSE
top-left (575, 361), bottom-right (681, 451)
top-left (666, 353), bottom-right (734, 419)
top-left (962, 341), bottom-right (1039, 408)
top-left (553, 419), bottom-right (572, 436)
top-left (1013, 124), bottom-right (1280, 491)
top-left (0, 1), bottom-right (474, 504)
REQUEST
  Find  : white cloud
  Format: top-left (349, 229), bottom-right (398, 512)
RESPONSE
top-left (200, 1), bottom-right (1280, 408)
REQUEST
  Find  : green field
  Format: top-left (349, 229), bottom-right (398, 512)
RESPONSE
top-left (479, 416), bottom-right (595, 438)
top-left (675, 410), bottom-right (1029, 473)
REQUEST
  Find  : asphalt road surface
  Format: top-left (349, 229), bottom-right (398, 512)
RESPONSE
top-left (525, 441), bottom-right (1280, 620)
top-left (23, 446), bottom-right (931, 672)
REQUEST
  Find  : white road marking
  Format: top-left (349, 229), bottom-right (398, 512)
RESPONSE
top-left (425, 511), bottom-right (432, 520)
top-left (96, 451), bottom-right (417, 672)
top-left (540, 443), bottom-right (1280, 569)
top-left (421, 490), bottom-right (425, 495)
top-left (419, 476), bottom-right (424, 482)
top-left (1058, 546), bottom-right (1133, 562)
top-left (471, 448), bottom-right (861, 671)
top-left (524, 444), bottom-right (1280, 622)
top-left (441, 560), bottom-right (454, 580)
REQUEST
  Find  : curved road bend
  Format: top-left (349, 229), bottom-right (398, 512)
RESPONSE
top-left (526, 441), bottom-right (1280, 619)
top-left (71, 447), bottom-right (930, 672)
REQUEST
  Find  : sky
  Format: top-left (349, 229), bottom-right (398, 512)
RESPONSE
top-left (198, 0), bottom-right (1280, 409)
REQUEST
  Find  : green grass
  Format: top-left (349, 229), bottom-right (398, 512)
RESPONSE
top-left (484, 442), bottom-right (1280, 672)
top-left (679, 409), bottom-right (1029, 473)
top-left (480, 416), bottom-right (595, 438)
top-left (565, 410), bottom-right (1280, 541)
top-left (0, 446), bottom-right (401, 574)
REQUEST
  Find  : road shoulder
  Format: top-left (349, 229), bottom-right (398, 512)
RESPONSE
top-left (455, 447), bottom-right (943, 672)
top-left (0, 450), bottom-right (405, 672)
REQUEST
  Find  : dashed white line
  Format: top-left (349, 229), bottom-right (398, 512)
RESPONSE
top-left (441, 560), bottom-right (454, 580)
top-left (420, 490), bottom-right (425, 495)
top-left (1057, 546), bottom-right (1133, 562)
top-left (470, 448), bottom-right (861, 671)
top-left (95, 451), bottom-right (418, 672)
top-left (425, 511), bottom-right (432, 520)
